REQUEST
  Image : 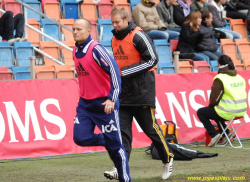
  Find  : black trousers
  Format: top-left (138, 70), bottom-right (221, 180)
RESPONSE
top-left (197, 106), bottom-right (229, 138)
top-left (227, 10), bottom-right (246, 20)
top-left (120, 106), bottom-right (174, 163)
top-left (0, 11), bottom-right (24, 40)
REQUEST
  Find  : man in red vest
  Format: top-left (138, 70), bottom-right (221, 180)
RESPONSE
top-left (104, 7), bottom-right (174, 181)
top-left (72, 18), bottom-right (131, 182)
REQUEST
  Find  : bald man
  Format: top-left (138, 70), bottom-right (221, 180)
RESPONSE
top-left (72, 19), bottom-right (131, 182)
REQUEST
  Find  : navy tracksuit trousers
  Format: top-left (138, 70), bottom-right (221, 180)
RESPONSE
top-left (73, 98), bottom-right (131, 182)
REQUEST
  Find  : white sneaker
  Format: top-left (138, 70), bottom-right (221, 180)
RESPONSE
top-left (208, 133), bottom-right (221, 147)
top-left (162, 157), bottom-right (173, 180)
top-left (104, 167), bottom-right (118, 180)
top-left (8, 37), bottom-right (20, 46)
top-left (19, 38), bottom-right (28, 42)
top-left (221, 132), bottom-right (234, 145)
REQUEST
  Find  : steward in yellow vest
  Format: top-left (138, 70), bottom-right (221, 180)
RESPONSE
top-left (197, 55), bottom-right (247, 147)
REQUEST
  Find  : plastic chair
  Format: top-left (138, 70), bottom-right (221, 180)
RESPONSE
top-left (157, 62), bottom-right (175, 74)
top-left (59, 19), bottom-right (74, 41)
top-left (97, 1), bottom-right (113, 19)
top-left (0, 66), bottom-right (13, 80)
top-left (210, 60), bottom-right (219, 72)
top-left (179, 61), bottom-right (193, 73)
top-left (235, 38), bottom-right (248, 45)
top-left (41, 19), bottom-right (61, 41)
top-left (220, 39), bottom-right (238, 60)
top-left (40, 0), bottom-right (57, 11)
top-left (153, 39), bottom-right (171, 63)
top-left (230, 19), bottom-right (247, 39)
top-left (243, 60), bottom-right (250, 70)
top-left (44, 2), bottom-right (61, 20)
top-left (59, 41), bottom-right (75, 67)
top-left (54, 64), bottom-right (75, 78)
top-left (13, 42), bottom-right (34, 66)
top-left (0, 42), bottom-right (15, 67)
top-left (233, 60), bottom-right (245, 71)
top-left (192, 61), bottom-right (210, 73)
top-left (35, 65), bottom-right (56, 79)
top-left (90, 19), bottom-right (98, 40)
top-left (236, 42), bottom-right (250, 62)
top-left (23, 0), bottom-right (42, 22)
top-left (98, 19), bottom-right (113, 41)
top-left (11, 66), bottom-right (31, 80)
top-left (98, 40), bottom-right (112, 52)
top-left (80, 1), bottom-right (98, 20)
top-left (27, 19), bottom-right (41, 46)
top-left (39, 41), bottom-right (61, 65)
top-left (215, 116), bottom-right (245, 148)
top-left (60, 0), bottom-right (79, 19)
top-left (130, 0), bottom-right (140, 12)
top-left (3, 0), bottom-right (22, 16)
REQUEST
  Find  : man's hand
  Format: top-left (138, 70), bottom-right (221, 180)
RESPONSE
top-left (102, 99), bottom-right (115, 114)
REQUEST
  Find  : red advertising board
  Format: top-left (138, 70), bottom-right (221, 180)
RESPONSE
top-left (0, 71), bottom-right (249, 159)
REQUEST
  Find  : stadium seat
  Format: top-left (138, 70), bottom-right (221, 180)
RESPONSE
top-left (90, 19), bottom-right (98, 40)
top-left (210, 60), bottom-right (219, 72)
top-left (80, 1), bottom-right (98, 21)
top-left (60, 0), bottom-right (79, 19)
top-left (41, 0), bottom-right (57, 11)
top-left (13, 42), bottom-right (34, 66)
top-left (98, 19), bottom-right (113, 40)
top-left (220, 39), bottom-right (238, 60)
top-left (98, 40), bottom-right (112, 52)
top-left (39, 41), bottom-right (61, 65)
top-left (235, 38), bottom-right (248, 44)
top-left (153, 39), bottom-right (171, 63)
top-left (236, 42), bottom-right (250, 62)
top-left (23, 0), bottom-right (42, 22)
top-left (230, 19), bottom-right (247, 39)
top-left (27, 19), bottom-right (41, 46)
top-left (59, 41), bottom-right (74, 67)
top-left (97, 0), bottom-right (113, 19)
top-left (157, 61), bottom-right (175, 74)
top-left (170, 39), bottom-right (178, 52)
top-left (243, 60), bottom-right (250, 70)
top-left (59, 19), bottom-right (74, 41)
top-left (11, 66), bottom-right (31, 80)
top-left (179, 61), bottom-right (193, 73)
top-left (130, 0), bottom-right (140, 12)
top-left (0, 42), bottom-right (15, 67)
top-left (41, 19), bottom-right (61, 41)
top-left (0, 66), bottom-right (13, 80)
top-left (44, 2), bottom-right (61, 20)
top-left (112, 0), bottom-right (131, 20)
top-left (233, 60), bottom-right (244, 71)
top-left (35, 65), bottom-right (56, 79)
top-left (3, 0), bottom-right (22, 16)
top-left (192, 61), bottom-right (210, 73)
top-left (54, 64), bottom-right (75, 78)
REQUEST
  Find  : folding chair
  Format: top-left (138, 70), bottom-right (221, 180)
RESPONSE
top-left (215, 116), bottom-right (245, 148)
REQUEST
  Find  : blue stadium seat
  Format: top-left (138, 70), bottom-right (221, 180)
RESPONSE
top-left (98, 19), bottom-right (113, 41)
top-left (41, 19), bottom-right (60, 41)
top-left (23, 0), bottom-right (42, 22)
top-left (0, 42), bottom-right (15, 67)
top-left (13, 42), bottom-right (34, 66)
top-left (130, 0), bottom-right (140, 12)
top-left (157, 61), bottom-right (175, 74)
top-left (11, 66), bottom-right (31, 80)
top-left (223, 19), bottom-right (230, 30)
top-left (98, 40), bottom-right (112, 52)
top-left (210, 60), bottom-right (219, 72)
top-left (60, 0), bottom-right (79, 19)
top-left (153, 39), bottom-right (172, 62)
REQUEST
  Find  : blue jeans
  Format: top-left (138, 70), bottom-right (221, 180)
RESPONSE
top-left (168, 27), bottom-right (182, 32)
top-left (215, 28), bottom-right (242, 41)
top-left (192, 53), bottom-right (210, 63)
top-left (201, 51), bottom-right (224, 61)
top-left (146, 29), bottom-right (179, 41)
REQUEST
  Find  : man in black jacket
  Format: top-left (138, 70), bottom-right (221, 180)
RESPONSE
top-left (195, 10), bottom-right (224, 60)
top-left (104, 7), bottom-right (174, 181)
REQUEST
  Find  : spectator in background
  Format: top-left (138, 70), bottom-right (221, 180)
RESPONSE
top-left (173, 0), bottom-right (190, 26)
top-left (0, 11), bottom-right (26, 46)
top-left (156, 0), bottom-right (181, 32)
top-left (197, 55), bottom-right (247, 147)
top-left (194, 10), bottom-right (224, 61)
top-left (132, 0), bottom-right (179, 41)
top-left (222, 0), bottom-right (246, 20)
top-left (207, 0), bottom-right (242, 41)
top-left (190, 0), bottom-right (208, 12)
top-left (176, 11), bottom-right (210, 62)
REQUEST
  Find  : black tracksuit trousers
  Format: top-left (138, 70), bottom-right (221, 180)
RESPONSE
top-left (120, 106), bottom-right (174, 164)
top-left (0, 11), bottom-right (24, 40)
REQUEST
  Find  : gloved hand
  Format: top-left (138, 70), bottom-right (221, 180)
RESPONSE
top-left (159, 27), bottom-right (167, 31)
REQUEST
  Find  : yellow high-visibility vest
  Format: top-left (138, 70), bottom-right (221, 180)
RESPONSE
top-left (214, 73), bottom-right (247, 120)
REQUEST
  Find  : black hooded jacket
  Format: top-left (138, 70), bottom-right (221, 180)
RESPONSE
top-left (111, 22), bottom-right (158, 107)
